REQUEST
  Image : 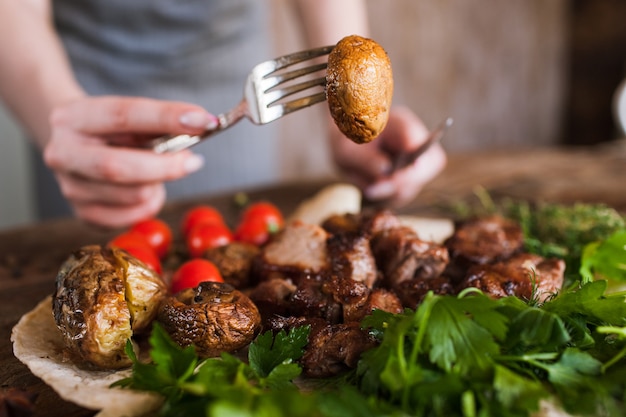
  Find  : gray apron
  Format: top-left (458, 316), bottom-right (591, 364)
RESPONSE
top-left (34, 0), bottom-right (280, 219)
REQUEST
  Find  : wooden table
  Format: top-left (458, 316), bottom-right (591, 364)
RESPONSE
top-left (1, 142), bottom-right (625, 416)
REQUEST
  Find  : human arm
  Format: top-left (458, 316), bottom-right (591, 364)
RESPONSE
top-left (0, 0), bottom-right (216, 227)
top-left (291, 0), bottom-right (447, 206)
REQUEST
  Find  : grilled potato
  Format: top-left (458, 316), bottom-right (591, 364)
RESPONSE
top-left (52, 245), bottom-right (167, 369)
top-left (326, 35), bottom-right (394, 144)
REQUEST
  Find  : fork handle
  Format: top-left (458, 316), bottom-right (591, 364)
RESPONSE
top-left (145, 131), bottom-right (214, 154)
top-left (144, 100), bottom-right (248, 153)
top-left (143, 113), bottom-right (229, 154)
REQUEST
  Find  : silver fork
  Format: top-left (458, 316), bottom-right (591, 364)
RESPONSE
top-left (390, 117), bottom-right (453, 172)
top-left (145, 45), bottom-right (334, 154)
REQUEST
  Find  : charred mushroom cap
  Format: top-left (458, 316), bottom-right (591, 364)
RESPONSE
top-left (157, 281), bottom-right (261, 358)
top-left (326, 35), bottom-right (394, 144)
top-left (52, 245), bottom-right (167, 369)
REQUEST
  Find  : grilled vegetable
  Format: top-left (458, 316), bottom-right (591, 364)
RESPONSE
top-left (157, 281), bottom-right (261, 358)
top-left (326, 35), bottom-right (393, 144)
top-left (52, 245), bottom-right (167, 369)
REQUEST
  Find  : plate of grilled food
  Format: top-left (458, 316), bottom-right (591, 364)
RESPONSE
top-left (12, 180), bottom-right (626, 417)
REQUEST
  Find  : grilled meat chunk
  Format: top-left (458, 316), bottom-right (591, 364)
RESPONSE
top-left (320, 274), bottom-right (402, 322)
top-left (326, 232), bottom-right (378, 288)
top-left (359, 209), bottom-right (404, 235)
top-left (371, 226), bottom-right (449, 287)
top-left (157, 282), bottom-right (261, 357)
top-left (343, 287), bottom-right (403, 322)
top-left (267, 315), bottom-right (328, 336)
top-left (203, 241), bottom-right (260, 289)
top-left (253, 221), bottom-right (329, 284)
top-left (394, 276), bottom-right (456, 309)
top-left (321, 209), bottom-right (402, 238)
top-left (458, 253), bottom-right (565, 301)
top-left (300, 322), bottom-right (377, 378)
top-left (248, 278), bottom-right (297, 325)
top-left (445, 215), bottom-right (524, 266)
top-left (290, 277), bottom-right (343, 324)
top-left (53, 245), bottom-right (167, 369)
top-left (321, 213), bottom-right (361, 235)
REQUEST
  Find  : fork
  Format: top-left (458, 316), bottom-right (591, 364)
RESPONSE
top-left (145, 45), bottom-right (334, 154)
top-left (389, 117), bottom-right (453, 173)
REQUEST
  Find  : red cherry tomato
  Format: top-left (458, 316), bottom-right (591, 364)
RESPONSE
top-left (129, 218), bottom-right (172, 259)
top-left (186, 222), bottom-right (234, 258)
top-left (234, 216), bottom-right (273, 246)
top-left (181, 205), bottom-right (225, 237)
top-left (170, 259), bottom-right (223, 294)
top-left (241, 201), bottom-right (284, 232)
top-left (108, 231), bottom-right (151, 251)
top-left (108, 232), bottom-right (162, 274)
top-left (120, 244), bottom-right (163, 275)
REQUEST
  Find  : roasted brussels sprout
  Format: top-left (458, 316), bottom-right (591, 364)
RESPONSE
top-left (157, 281), bottom-right (261, 357)
top-left (52, 245), bottom-right (167, 369)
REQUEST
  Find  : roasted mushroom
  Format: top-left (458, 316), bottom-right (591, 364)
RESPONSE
top-left (326, 34), bottom-right (394, 144)
top-left (52, 245), bottom-right (167, 369)
top-left (157, 281), bottom-right (261, 357)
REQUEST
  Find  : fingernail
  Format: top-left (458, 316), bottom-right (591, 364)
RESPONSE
top-left (184, 153), bottom-right (205, 173)
top-left (179, 111), bottom-right (216, 129)
top-left (365, 181), bottom-right (396, 200)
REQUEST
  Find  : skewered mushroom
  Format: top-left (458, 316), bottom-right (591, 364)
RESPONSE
top-left (326, 35), bottom-right (394, 144)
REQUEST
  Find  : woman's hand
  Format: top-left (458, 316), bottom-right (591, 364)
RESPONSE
top-left (329, 105), bottom-right (447, 206)
top-left (43, 96), bottom-right (218, 228)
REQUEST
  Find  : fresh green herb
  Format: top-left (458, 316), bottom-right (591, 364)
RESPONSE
top-left (580, 230), bottom-right (626, 287)
top-left (117, 283), bottom-right (626, 417)
top-left (114, 324), bottom-right (322, 416)
top-left (356, 283), bottom-right (626, 417)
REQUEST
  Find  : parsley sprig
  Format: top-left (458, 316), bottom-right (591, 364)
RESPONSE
top-left (357, 282), bottom-right (626, 417)
top-left (116, 282), bottom-right (626, 417)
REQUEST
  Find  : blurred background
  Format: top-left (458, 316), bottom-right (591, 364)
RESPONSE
top-left (1, 0), bottom-right (625, 230)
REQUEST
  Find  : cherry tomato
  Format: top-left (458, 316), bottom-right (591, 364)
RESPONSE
top-left (241, 201), bottom-right (284, 232)
top-left (181, 205), bottom-right (225, 237)
top-left (108, 231), bottom-right (151, 251)
top-left (186, 222), bottom-right (234, 258)
top-left (170, 259), bottom-right (223, 294)
top-left (129, 218), bottom-right (172, 259)
top-left (120, 244), bottom-right (163, 275)
top-left (108, 232), bottom-right (162, 274)
top-left (234, 216), bottom-right (273, 246)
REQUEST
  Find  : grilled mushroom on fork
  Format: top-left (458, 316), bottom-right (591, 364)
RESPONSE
top-left (146, 45), bottom-right (333, 154)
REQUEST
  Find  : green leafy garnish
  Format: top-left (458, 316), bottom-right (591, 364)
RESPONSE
top-left (356, 285), bottom-right (626, 416)
top-left (115, 324), bottom-right (316, 416)
top-left (580, 230), bottom-right (626, 285)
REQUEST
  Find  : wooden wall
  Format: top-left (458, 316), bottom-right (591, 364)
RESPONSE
top-left (271, 0), bottom-right (626, 182)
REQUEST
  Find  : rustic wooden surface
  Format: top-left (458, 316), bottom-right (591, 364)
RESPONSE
top-left (1, 143), bottom-right (626, 416)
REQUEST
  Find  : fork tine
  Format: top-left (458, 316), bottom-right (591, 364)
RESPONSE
top-left (255, 45), bottom-right (334, 74)
top-left (263, 92), bottom-right (327, 121)
top-left (260, 62), bottom-right (327, 91)
top-left (262, 77), bottom-right (326, 107)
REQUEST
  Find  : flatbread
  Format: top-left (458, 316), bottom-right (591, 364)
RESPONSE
top-left (11, 296), bottom-right (161, 417)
